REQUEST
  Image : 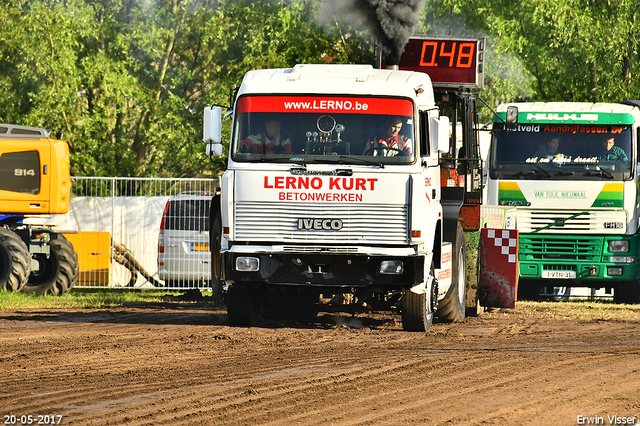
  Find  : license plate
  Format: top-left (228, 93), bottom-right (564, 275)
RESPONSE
top-left (542, 270), bottom-right (576, 279)
top-left (191, 242), bottom-right (210, 251)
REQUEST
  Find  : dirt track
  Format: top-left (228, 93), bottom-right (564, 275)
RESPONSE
top-left (2, 299), bottom-right (640, 426)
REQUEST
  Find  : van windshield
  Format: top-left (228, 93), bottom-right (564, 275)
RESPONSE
top-left (490, 124), bottom-right (632, 181)
top-left (164, 199), bottom-right (211, 232)
top-left (231, 95), bottom-right (416, 165)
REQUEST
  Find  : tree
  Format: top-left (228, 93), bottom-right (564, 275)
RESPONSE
top-left (0, 0), bottom-right (353, 177)
top-left (0, 0), bottom-right (95, 137)
top-left (4, 0), bottom-right (638, 177)
top-left (431, 0), bottom-right (640, 103)
top-left (417, 0), bottom-right (535, 122)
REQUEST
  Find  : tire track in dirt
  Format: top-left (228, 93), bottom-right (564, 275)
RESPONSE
top-left (54, 348), bottom-right (638, 425)
top-left (55, 349), bottom-right (576, 424)
top-left (2, 305), bottom-right (640, 425)
top-left (60, 349), bottom-right (426, 424)
top-left (240, 350), bottom-right (616, 425)
top-left (185, 336), bottom-right (633, 424)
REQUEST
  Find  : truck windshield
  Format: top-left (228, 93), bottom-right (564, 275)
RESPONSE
top-left (231, 95), bottom-right (416, 165)
top-left (489, 124), bottom-right (633, 180)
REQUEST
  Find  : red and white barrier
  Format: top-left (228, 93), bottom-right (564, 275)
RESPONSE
top-left (478, 228), bottom-right (519, 309)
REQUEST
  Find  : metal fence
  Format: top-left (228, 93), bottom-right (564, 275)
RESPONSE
top-left (57, 177), bottom-right (218, 290)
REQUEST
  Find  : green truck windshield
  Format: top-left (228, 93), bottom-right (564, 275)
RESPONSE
top-left (490, 124), bottom-right (632, 180)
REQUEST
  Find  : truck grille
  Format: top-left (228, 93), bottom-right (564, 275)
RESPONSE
top-left (516, 209), bottom-right (627, 234)
top-left (519, 235), bottom-right (603, 261)
top-left (234, 202), bottom-right (409, 244)
top-left (542, 264), bottom-right (577, 272)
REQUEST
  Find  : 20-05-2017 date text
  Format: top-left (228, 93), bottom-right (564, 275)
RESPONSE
top-left (4, 415), bottom-right (64, 425)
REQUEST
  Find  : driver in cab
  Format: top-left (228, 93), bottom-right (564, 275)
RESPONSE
top-left (364, 116), bottom-right (412, 156)
top-left (239, 115), bottom-right (292, 154)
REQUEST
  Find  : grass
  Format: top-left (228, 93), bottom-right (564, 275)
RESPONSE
top-left (508, 300), bottom-right (640, 322)
top-left (2, 289), bottom-right (640, 323)
top-left (0, 288), bottom-right (210, 310)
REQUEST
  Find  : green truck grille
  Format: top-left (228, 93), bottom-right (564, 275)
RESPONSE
top-left (519, 235), bottom-right (602, 261)
top-left (541, 264), bottom-right (577, 271)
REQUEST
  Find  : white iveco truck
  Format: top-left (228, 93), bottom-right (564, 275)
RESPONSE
top-left (487, 101), bottom-right (640, 303)
top-left (204, 62), bottom-right (482, 331)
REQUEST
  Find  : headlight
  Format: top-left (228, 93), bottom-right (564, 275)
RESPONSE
top-left (607, 266), bottom-right (624, 276)
top-left (380, 260), bottom-right (404, 275)
top-left (608, 240), bottom-right (629, 253)
top-left (235, 256), bottom-right (259, 271)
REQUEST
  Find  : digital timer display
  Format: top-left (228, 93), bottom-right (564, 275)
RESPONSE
top-left (384, 36), bottom-right (485, 89)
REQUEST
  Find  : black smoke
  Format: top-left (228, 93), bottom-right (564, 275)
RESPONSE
top-left (319, 0), bottom-right (425, 65)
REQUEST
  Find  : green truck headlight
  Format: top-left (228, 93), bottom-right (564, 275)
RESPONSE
top-left (608, 240), bottom-right (629, 253)
top-left (607, 266), bottom-right (624, 276)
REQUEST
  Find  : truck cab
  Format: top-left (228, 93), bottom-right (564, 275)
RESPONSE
top-left (487, 101), bottom-right (640, 303)
top-left (205, 64), bottom-right (475, 331)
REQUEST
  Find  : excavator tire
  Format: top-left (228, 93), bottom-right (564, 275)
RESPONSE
top-left (23, 234), bottom-right (79, 296)
top-left (0, 228), bottom-right (30, 292)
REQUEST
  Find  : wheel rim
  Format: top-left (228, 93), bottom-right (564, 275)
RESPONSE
top-left (540, 286), bottom-right (569, 301)
top-left (0, 244), bottom-right (10, 283)
top-left (28, 253), bottom-right (57, 285)
top-left (457, 247), bottom-right (465, 305)
top-left (213, 234), bottom-right (221, 280)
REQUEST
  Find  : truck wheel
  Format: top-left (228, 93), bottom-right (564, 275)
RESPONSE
top-left (540, 286), bottom-right (570, 302)
top-left (226, 284), bottom-right (261, 326)
top-left (210, 212), bottom-right (223, 303)
top-left (517, 280), bottom-right (540, 301)
top-left (0, 228), bottom-right (31, 292)
top-left (436, 223), bottom-right (466, 322)
top-left (401, 263), bottom-right (436, 332)
top-left (613, 282), bottom-right (640, 304)
top-left (262, 289), bottom-right (319, 322)
top-left (23, 235), bottom-right (78, 296)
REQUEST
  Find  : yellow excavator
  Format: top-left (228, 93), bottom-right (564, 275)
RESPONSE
top-left (0, 123), bottom-right (78, 295)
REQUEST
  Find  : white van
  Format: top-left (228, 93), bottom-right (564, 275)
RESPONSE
top-left (157, 192), bottom-right (212, 288)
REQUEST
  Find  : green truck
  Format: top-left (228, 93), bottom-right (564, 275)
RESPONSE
top-left (486, 101), bottom-right (640, 303)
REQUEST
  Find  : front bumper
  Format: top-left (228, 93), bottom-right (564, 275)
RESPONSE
top-left (519, 260), bottom-right (640, 283)
top-left (223, 252), bottom-right (424, 288)
top-left (518, 233), bottom-right (640, 284)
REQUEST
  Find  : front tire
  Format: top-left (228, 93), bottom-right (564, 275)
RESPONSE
top-left (517, 280), bottom-right (540, 301)
top-left (209, 211), bottom-right (223, 303)
top-left (435, 223), bottom-right (466, 322)
top-left (22, 234), bottom-right (78, 296)
top-left (540, 286), bottom-right (570, 302)
top-left (614, 282), bottom-right (640, 304)
top-left (0, 228), bottom-right (30, 292)
top-left (226, 284), bottom-right (261, 326)
top-left (401, 263), bottom-right (436, 332)
top-left (261, 288), bottom-right (319, 323)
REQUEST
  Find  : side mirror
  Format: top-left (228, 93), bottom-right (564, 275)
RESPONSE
top-left (203, 106), bottom-right (223, 157)
top-left (429, 115), bottom-right (450, 154)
